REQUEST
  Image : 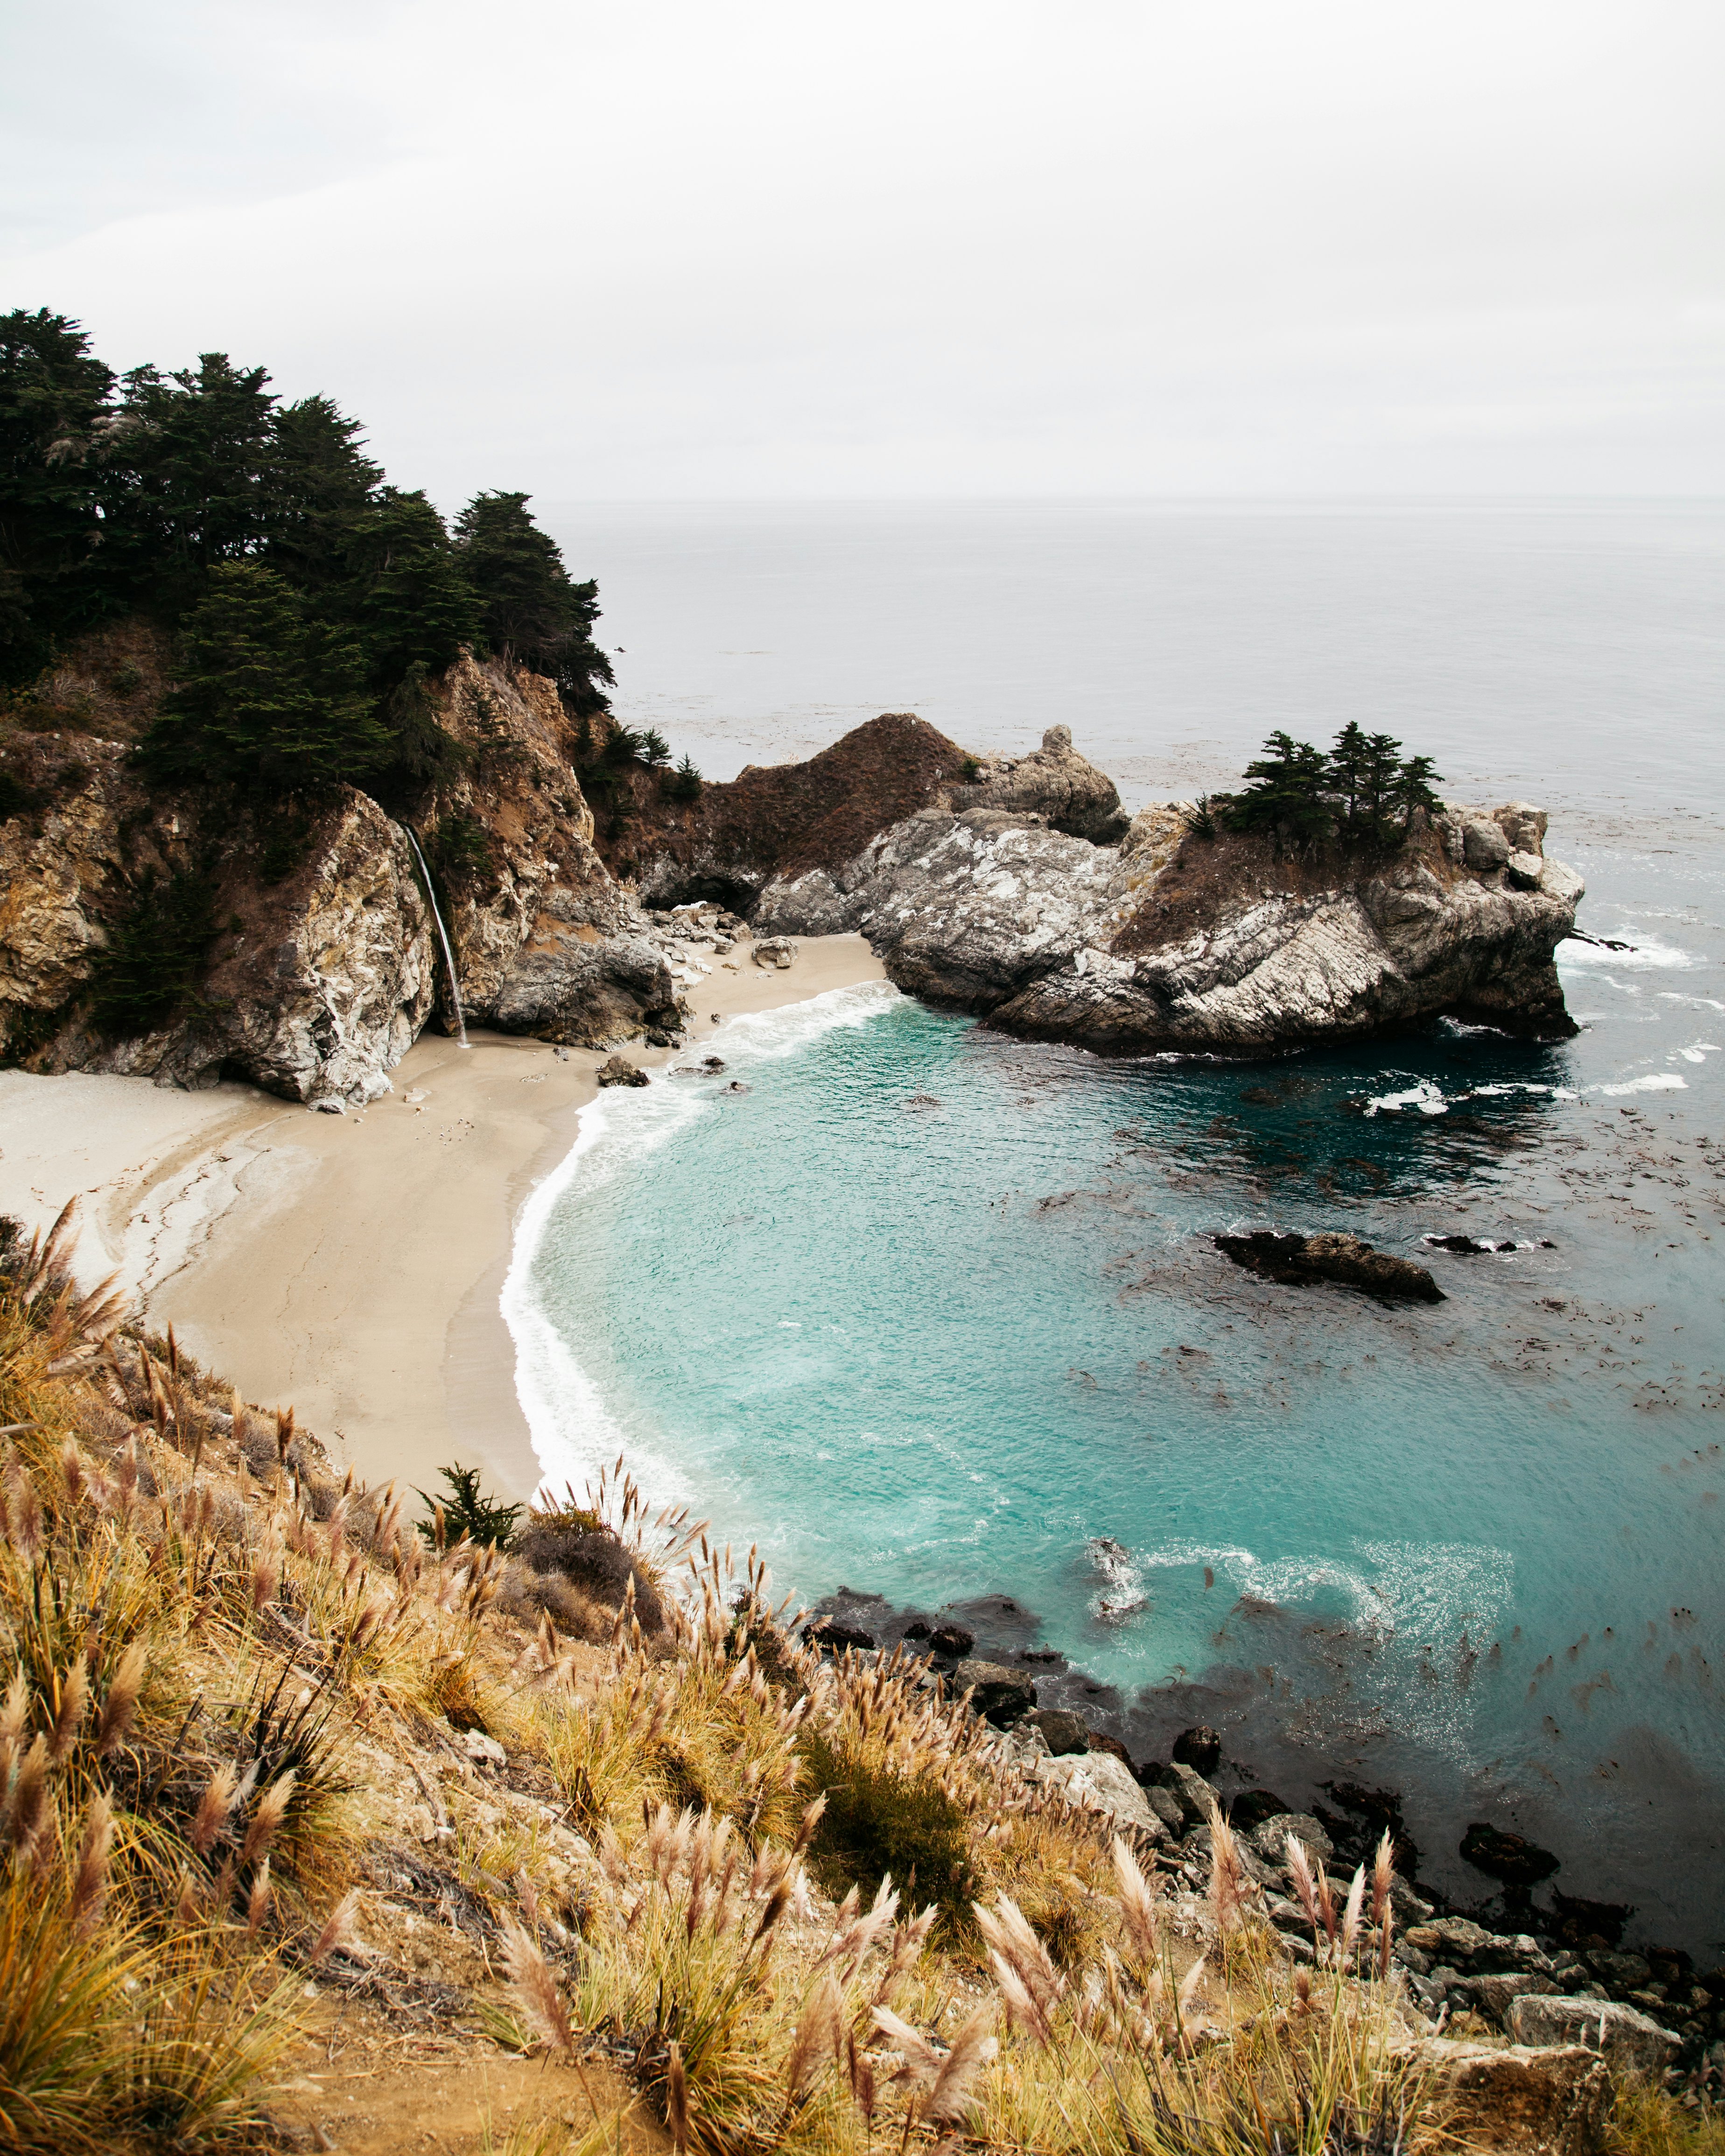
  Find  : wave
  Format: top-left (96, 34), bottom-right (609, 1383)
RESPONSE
top-left (1595, 1071), bottom-right (1687, 1097)
top-left (1557, 933), bottom-right (1696, 971)
top-left (501, 980), bottom-right (904, 1498)
top-left (1365, 1078), bottom-right (1579, 1117)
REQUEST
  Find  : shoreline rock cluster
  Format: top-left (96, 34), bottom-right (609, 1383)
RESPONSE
top-left (799, 1597), bottom-right (1725, 2096)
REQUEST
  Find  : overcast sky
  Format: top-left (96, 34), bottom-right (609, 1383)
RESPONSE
top-left (3, 0), bottom-right (1719, 503)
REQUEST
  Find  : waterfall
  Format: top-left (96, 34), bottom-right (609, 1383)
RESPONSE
top-left (402, 826), bottom-right (469, 1048)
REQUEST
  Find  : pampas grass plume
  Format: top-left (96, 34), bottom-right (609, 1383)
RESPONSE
top-left (70, 1791), bottom-right (114, 1933)
top-left (239, 1770), bottom-right (296, 1869)
top-left (49, 1657), bottom-right (89, 1761)
top-left (924, 2002), bottom-right (997, 2124)
top-left (191, 1763), bottom-right (239, 1856)
top-left (310, 1887), bottom-right (362, 1967)
top-left (95, 1641), bottom-right (146, 1757)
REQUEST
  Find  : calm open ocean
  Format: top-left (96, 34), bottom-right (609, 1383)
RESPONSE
top-left (518, 502), bottom-right (1725, 1948)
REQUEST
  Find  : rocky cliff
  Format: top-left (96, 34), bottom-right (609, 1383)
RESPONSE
top-left (0, 638), bottom-right (684, 1106)
top-left (1, 662), bottom-right (1583, 1103)
top-left (631, 722), bottom-right (1583, 1054)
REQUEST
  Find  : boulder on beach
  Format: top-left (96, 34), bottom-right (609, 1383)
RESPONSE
top-left (1024, 1708), bottom-right (1090, 1757)
top-left (1214, 1230), bottom-right (1445, 1303)
top-left (1031, 1750), bottom-right (1168, 1841)
top-left (596, 1053), bottom-right (650, 1087)
top-left (1423, 2040), bottom-right (1611, 2156)
top-left (1248, 1811), bottom-right (1334, 1866)
top-left (1157, 1760), bottom-right (1219, 1827)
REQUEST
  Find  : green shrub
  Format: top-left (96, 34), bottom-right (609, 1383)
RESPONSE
top-left (799, 1728), bottom-right (975, 1923)
top-left (414, 1463), bottom-right (522, 1550)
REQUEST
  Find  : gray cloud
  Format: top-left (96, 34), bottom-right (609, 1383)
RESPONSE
top-left (3, 0), bottom-right (1719, 498)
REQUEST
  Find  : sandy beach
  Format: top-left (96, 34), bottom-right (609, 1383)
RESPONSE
top-left (0, 932), bottom-right (885, 1504)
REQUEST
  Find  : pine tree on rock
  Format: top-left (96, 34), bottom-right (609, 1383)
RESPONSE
top-left (454, 490), bottom-right (614, 712)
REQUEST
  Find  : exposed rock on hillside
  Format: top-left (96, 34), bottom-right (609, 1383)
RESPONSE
top-left (0, 728), bottom-right (437, 1107)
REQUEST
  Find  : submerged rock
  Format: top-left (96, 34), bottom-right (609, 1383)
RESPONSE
top-left (1214, 1230), bottom-right (1445, 1303)
top-left (1462, 1821), bottom-right (1561, 1887)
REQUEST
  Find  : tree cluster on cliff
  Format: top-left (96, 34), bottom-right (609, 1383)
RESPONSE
top-left (1220, 724), bottom-right (1444, 851)
top-left (0, 309), bottom-right (615, 793)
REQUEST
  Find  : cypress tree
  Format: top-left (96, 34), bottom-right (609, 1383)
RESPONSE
top-left (454, 490), bottom-right (614, 711)
top-left (0, 309), bottom-right (116, 677)
top-left (141, 563), bottom-right (386, 793)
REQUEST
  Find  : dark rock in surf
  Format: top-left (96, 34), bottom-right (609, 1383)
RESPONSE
top-left (1214, 1230), bottom-right (1445, 1303)
top-left (1024, 1708), bottom-right (1090, 1756)
top-left (1427, 1233), bottom-right (1517, 1254)
top-left (904, 1619), bottom-right (975, 1661)
top-left (1171, 1724), bottom-right (1223, 1776)
top-left (1230, 1788), bottom-right (1295, 1834)
top-left (1461, 1822), bottom-right (1561, 1889)
top-left (805, 1616), bottom-right (876, 1653)
top-left (596, 1053), bottom-right (650, 1088)
top-left (954, 1658), bottom-right (1037, 1727)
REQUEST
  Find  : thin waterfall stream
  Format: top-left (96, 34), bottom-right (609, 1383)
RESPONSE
top-left (402, 826), bottom-right (468, 1048)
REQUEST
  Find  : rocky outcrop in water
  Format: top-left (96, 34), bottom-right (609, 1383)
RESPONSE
top-left (1214, 1229), bottom-right (1446, 1303)
top-left (627, 719), bottom-right (1583, 1053)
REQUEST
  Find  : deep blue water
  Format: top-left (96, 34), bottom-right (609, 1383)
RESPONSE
top-left (509, 504), bottom-right (1725, 1949)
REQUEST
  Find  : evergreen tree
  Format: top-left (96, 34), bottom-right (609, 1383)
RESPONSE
top-left (1393, 753), bottom-right (1445, 829)
top-left (266, 394), bottom-right (383, 594)
top-left (344, 488), bottom-right (479, 684)
top-left (454, 490), bottom-right (614, 711)
top-left (0, 309), bottom-right (116, 676)
top-left (100, 354), bottom-right (282, 611)
top-left (1228, 731), bottom-right (1334, 845)
top-left (141, 563), bottom-right (386, 793)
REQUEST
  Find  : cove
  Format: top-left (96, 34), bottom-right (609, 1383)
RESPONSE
top-left (506, 931), bottom-right (1725, 1948)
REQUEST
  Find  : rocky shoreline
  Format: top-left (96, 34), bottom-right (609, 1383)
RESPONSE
top-left (800, 1584), bottom-right (1725, 2095)
top-left (2, 646), bottom-right (1583, 1104)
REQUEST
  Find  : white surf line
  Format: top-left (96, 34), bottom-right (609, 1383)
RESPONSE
top-left (500, 980), bottom-right (904, 1501)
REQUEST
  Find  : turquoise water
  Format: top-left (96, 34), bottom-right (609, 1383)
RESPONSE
top-left (509, 502), bottom-right (1725, 1945)
top-left (507, 871), bottom-right (1725, 1945)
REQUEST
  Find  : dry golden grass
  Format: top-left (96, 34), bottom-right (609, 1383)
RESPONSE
top-left (7, 1198), bottom-right (1679, 2156)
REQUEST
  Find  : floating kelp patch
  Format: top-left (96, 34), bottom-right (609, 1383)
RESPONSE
top-left (1213, 1230), bottom-right (1445, 1302)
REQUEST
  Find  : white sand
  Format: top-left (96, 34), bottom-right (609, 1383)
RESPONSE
top-left (0, 933), bottom-right (885, 1501)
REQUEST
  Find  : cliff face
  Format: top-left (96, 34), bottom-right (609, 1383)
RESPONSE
top-left (0, 728), bottom-right (437, 1107)
top-left (634, 725), bottom-right (1583, 1054)
top-left (1, 667), bottom-right (1583, 1099)
top-left (0, 640), bottom-right (679, 1106)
